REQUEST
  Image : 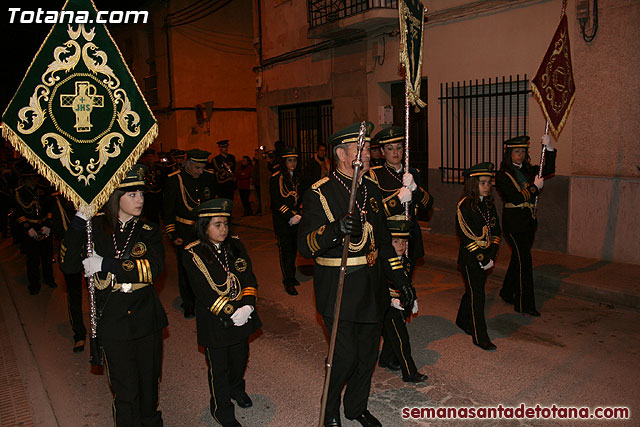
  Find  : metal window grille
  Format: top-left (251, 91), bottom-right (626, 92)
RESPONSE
top-left (308, 0), bottom-right (397, 28)
top-left (278, 101), bottom-right (333, 172)
top-left (439, 75), bottom-right (531, 184)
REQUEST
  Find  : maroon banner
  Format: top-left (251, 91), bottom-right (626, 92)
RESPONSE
top-left (531, 14), bottom-right (576, 139)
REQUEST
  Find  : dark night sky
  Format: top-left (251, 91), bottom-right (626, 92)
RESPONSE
top-left (1, 0), bottom-right (151, 115)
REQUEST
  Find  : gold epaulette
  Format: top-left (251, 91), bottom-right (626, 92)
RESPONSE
top-left (184, 240), bottom-right (200, 250)
top-left (142, 223), bottom-right (153, 231)
top-left (204, 169), bottom-right (214, 174)
top-left (271, 171), bottom-right (281, 177)
top-left (168, 170), bottom-right (180, 177)
top-left (364, 174), bottom-right (377, 184)
top-left (370, 165), bottom-right (382, 170)
top-left (366, 169), bottom-right (379, 185)
top-left (311, 176), bottom-right (329, 189)
top-left (231, 235), bottom-right (240, 240)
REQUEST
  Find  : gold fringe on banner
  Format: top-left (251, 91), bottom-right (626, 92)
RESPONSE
top-left (3, 123), bottom-right (158, 217)
top-left (530, 83), bottom-right (575, 140)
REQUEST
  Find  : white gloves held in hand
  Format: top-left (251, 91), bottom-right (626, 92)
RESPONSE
top-left (75, 210), bottom-right (89, 221)
top-left (41, 226), bottom-right (51, 236)
top-left (402, 172), bottom-right (417, 191)
top-left (83, 254), bottom-right (103, 277)
top-left (534, 175), bottom-right (544, 190)
top-left (289, 214), bottom-right (302, 226)
top-left (479, 259), bottom-right (494, 270)
top-left (231, 305), bottom-right (254, 326)
top-left (27, 228), bottom-right (38, 238)
top-left (398, 187), bottom-right (412, 204)
top-left (391, 298), bottom-right (404, 311)
top-left (412, 300), bottom-right (419, 315)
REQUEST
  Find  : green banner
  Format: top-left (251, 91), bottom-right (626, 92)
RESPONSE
top-left (2, 0), bottom-right (157, 215)
top-left (399, 0), bottom-right (426, 109)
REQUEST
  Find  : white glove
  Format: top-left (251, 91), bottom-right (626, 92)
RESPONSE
top-left (41, 226), bottom-right (51, 236)
top-left (75, 210), bottom-right (89, 221)
top-left (479, 259), bottom-right (494, 270)
top-left (231, 305), bottom-right (254, 326)
top-left (82, 254), bottom-right (104, 277)
top-left (412, 300), bottom-right (419, 314)
top-left (391, 298), bottom-right (404, 311)
top-left (534, 175), bottom-right (544, 190)
top-left (398, 187), bottom-right (412, 204)
top-left (27, 228), bottom-right (38, 239)
top-left (402, 172), bottom-right (417, 191)
top-left (288, 214), bottom-right (302, 226)
top-left (541, 134), bottom-right (555, 151)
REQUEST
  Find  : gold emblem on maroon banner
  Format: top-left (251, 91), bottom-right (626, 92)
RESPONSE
top-left (122, 260), bottom-right (135, 271)
top-left (370, 197), bottom-right (379, 213)
top-left (234, 258), bottom-right (247, 272)
top-left (131, 242), bottom-right (147, 257)
top-left (223, 304), bottom-right (235, 315)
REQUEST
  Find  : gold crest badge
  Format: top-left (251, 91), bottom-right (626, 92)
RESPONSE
top-left (204, 187), bottom-right (211, 199)
top-left (389, 199), bottom-right (397, 208)
top-left (476, 253), bottom-right (485, 262)
top-left (131, 242), bottom-right (147, 257)
top-left (234, 258), bottom-right (247, 272)
top-left (317, 224), bottom-right (326, 235)
top-left (122, 260), bottom-right (135, 271)
top-left (142, 224), bottom-right (152, 230)
top-left (369, 197), bottom-right (379, 213)
top-left (223, 304), bottom-right (235, 315)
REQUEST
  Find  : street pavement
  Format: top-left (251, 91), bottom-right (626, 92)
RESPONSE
top-left (0, 213), bottom-right (638, 426)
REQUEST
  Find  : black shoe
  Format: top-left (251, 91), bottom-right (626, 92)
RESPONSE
top-left (378, 360), bottom-right (401, 371)
top-left (46, 281), bottom-right (57, 289)
top-left (183, 308), bottom-right (195, 318)
top-left (292, 278), bottom-right (301, 287)
top-left (347, 410), bottom-right (382, 427)
top-left (474, 340), bottom-right (497, 351)
top-left (73, 340), bottom-right (85, 353)
top-left (456, 321), bottom-right (473, 336)
top-left (324, 416), bottom-right (342, 427)
top-left (403, 372), bottom-right (428, 383)
top-left (515, 307), bottom-right (541, 317)
top-left (284, 283), bottom-right (298, 296)
top-left (232, 392), bottom-right (253, 408)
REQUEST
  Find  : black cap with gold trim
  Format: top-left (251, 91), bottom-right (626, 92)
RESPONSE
top-left (373, 126), bottom-right (404, 146)
top-left (186, 149), bottom-right (210, 163)
top-left (462, 162), bottom-right (495, 178)
top-left (194, 198), bottom-right (233, 218)
top-left (503, 135), bottom-right (530, 149)
top-left (119, 164), bottom-right (147, 190)
top-left (328, 121), bottom-right (374, 147)
top-left (281, 146), bottom-right (298, 158)
top-left (387, 216), bottom-right (413, 238)
top-left (216, 139), bottom-right (230, 147)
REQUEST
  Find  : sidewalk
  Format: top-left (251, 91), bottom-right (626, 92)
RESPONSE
top-left (420, 226), bottom-right (640, 312)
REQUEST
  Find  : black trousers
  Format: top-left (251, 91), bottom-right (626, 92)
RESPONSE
top-left (218, 186), bottom-right (235, 202)
top-left (103, 330), bottom-right (163, 427)
top-left (205, 340), bottom-right (249, 426)
top-left (501, 231), bottom-right (537, 312)
top-left (379, 307), bottom-right (417, 378)
top-left (238, 189), bottom-right (253, 216)
top-left (322, 317), bottom-right (381, 420)
top-left (456, 263), bottom-right (490, 344)
top-left (175, 245), bottom-right (195, 311)
top-left (24, 235), bottom-right (54, 291)
top-left (276, 225), bottom-right (298, 284)
top-left (64, 272), bottom-right (86, 342)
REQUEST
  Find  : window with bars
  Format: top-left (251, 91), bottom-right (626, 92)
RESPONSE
top-left (307, 0), bottom-right (397, 28)
top-left (278, 101), bottom-right (333, 172)
top-left (439, 76), bottom-right (531, 183)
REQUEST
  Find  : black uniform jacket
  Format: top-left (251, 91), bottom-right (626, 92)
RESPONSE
top-left (61, 215), bottom-right (168, 341)
top-left (182, 237), bottom-right (262, 348)
top-left (15, 184), bottom-right (52, 234)
top-left (269, 170), bottom-right (301, 232)
top-left (163, 169), bottom-right (216, 241)
top-left (367, 164), bottom-right (434, 258)
top-left (298, 171), bottom-right (410, 323)
top-left (496, 150), bottom-right (556, 233)
top-left (211, 154), bottom-right (236, 187)
top-left (456, 197), bottom-right (501, 267)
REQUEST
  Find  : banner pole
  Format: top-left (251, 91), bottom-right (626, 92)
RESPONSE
top-left (534, 121), bottom-right (549, 215)
top-left (404, 74), bottom-right (410, 221)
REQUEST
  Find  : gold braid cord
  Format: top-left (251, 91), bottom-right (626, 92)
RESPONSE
top-left (189, 249), bottom-right (240, 298)
top-left (456, 198), bottom-right (491, 249)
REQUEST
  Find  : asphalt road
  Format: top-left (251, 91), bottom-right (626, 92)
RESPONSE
top-left (0, 216), bottom-right (637, 426)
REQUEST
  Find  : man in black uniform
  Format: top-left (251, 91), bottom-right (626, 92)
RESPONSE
top-left (211, 140), bottom-right (236, 200)
top-left (367, 126), bottom-right (434, 275)
top-left (15, 163), bottom-right (56, 294)
top-left (269, 146), bottom-right (302, 296)
top-left (298, 122), bottom-right (415, 427)
top-left (163, 149), bottom-right (217, 318)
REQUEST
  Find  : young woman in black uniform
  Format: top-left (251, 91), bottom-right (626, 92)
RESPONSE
top-left (61, 164), bottom-right (168, 426)
top-left (182, 198), bottom-right (261, 427)
top-left (455, 163), bottom-right (501, 350)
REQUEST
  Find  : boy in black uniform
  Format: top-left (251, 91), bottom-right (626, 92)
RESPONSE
top-left (269, 146), bottom-right (302, 296)
top-left (495, 135), bottom-right (555, 316)
top-left (378, 218), bottom-right (427, 383)
top-left (61, 164), bottom-right (168, 426)
top-left (455, 162), bottom-right (502, 350)
top-left (298, 122), bottom-right (415, 427)
top-left (367, 126), bottom-right (434, 275)
top-left (14, 163), bottom-right (56, 294)
top-left (163, 148), bottom-right (217, 318)
top-left (182, 198), bottom-right (261, 427)
top-left (211, 140), bottom-right (237, 201)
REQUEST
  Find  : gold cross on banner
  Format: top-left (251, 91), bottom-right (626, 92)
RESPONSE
top-left (60, 81), bottom-right (104, 133)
